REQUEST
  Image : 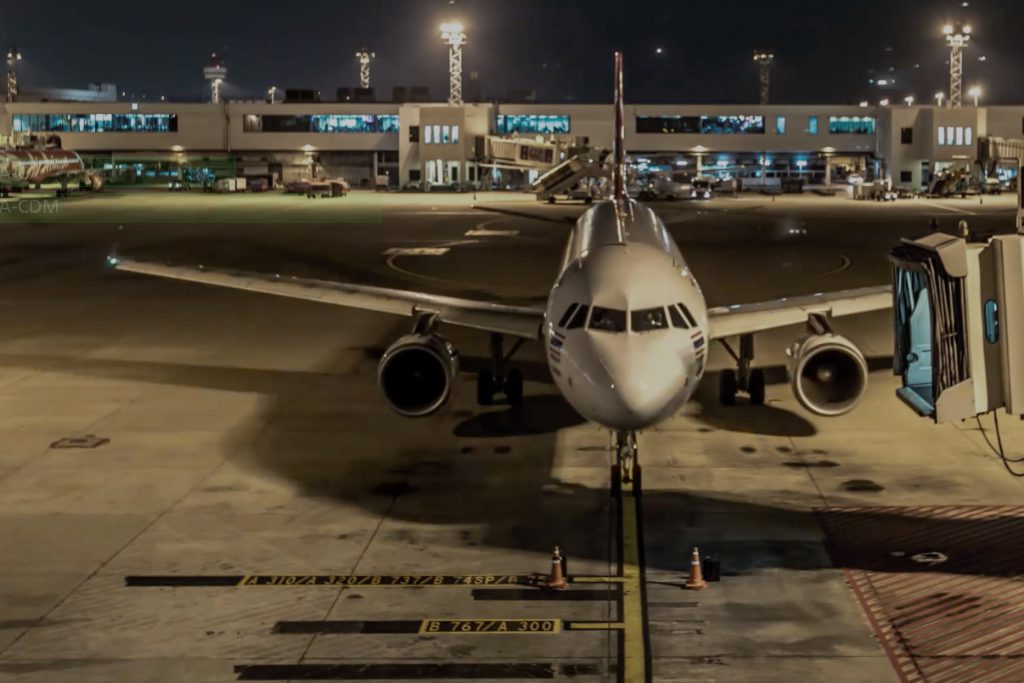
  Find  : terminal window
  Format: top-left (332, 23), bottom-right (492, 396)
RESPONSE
top-left (807, 116), bottom-right (819, 135)
top-left (937, 126), bottom-right (973, 146)
top-left (244, 115), bottom-right (399, 134)
top-left (496, 115), bottom-right (570, 135)
top-left (422, 124), bottom-right (460, 145)
top-left (829, 116), bottom-right (876, 135)
top-left (636, 115), bottom-right (764, 135)
top-left (13, 113), bottom-right (178, 133)
top-left (901, 127), bottom-right (914, 144)
top-left (775, 116), bottom-right (786, 135)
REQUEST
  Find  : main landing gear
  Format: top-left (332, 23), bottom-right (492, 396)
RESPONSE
top-left (718, 333), bottom-right (766, 407)
top-left (476, 333), bottom-right (525, 407)
top-left (613, 431), bottom-right (639, 487)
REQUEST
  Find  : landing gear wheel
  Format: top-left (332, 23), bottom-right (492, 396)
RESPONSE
top-left (748, 369), bottom-right (766, 406)
top-left (719, 370), bottom-right (738, 406)
top-left (477, 370), bottom-right (495, 406)
top-left (504, 369), bottom-right (524, 406)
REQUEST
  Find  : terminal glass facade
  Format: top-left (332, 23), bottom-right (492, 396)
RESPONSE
top-left (496, 115), bottom-right (570, 135)
top-left (243, 114), bottom-right (399, 133)
top-left (636, 115), bottom-right (765, 134)
top-left (13, 113), bottom-right (178, 133)
top-left (828, 116), bottom-right (876, 135)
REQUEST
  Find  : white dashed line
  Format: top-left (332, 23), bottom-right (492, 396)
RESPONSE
top-left (382, 247), bottom-right (451, 257)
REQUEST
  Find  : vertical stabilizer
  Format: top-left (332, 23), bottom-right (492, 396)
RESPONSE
top-left (612, 52), bottom-right (627, 215)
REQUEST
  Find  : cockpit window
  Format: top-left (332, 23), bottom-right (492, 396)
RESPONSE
top-left (632, 307), bottom-right (669, 333)
top-left (557, 304), bottom-right (579, 328)
top-left (668, 305), bottom-right (688, 329)
top-left (566, 305), bottom-right (590, 330)
top-left (589, 307), bottom-right (627, 332)
top-left (677, 303), bottom-right (698, 328)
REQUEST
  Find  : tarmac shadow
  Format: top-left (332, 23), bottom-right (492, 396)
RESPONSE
top-left (453, 394), bottom-right (585, 438)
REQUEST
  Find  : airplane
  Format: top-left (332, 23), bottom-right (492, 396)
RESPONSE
top-left (107, 53), bottom-right (892, 483)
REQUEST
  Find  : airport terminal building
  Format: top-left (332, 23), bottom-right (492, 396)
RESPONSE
top-left (2, 98), bottom-right (1022, 191)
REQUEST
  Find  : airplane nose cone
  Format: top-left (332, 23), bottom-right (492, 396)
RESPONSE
top-left (614, 376), bottom-right (671, 424)
top-left (592, 337), bottom-right (688, 429)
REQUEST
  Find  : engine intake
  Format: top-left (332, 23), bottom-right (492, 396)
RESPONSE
top-left (378, 334), bottom-right (458, 417)
top-left (787, 334), bottom-right (868, 417)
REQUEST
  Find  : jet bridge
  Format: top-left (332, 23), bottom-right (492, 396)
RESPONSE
top-left (977, 136), bottom-right (1024, 230)
top-left (890, 231), bottom-right (1024, 423)
top-left (532, 150), bottom-right (610, 202)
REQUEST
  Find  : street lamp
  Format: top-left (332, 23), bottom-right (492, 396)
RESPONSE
top-left (440, 21), bottom-right (467, 105)
top-left (935, 91), bottom-right (945, 108)
top-left (880, 98), bottom-right (890, 107)
top-left (904, 95), bottom-right (915, 107)
top-left (968, 85), bottom-right (982, 107)
top-left (944, 21), bottom-right (972, 108)
top-left (267, 86), bottom-right (279, 104)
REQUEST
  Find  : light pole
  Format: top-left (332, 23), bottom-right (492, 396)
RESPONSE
top-left (904, 95), bottom-right (915, 107)
top-left (968, 85), bottom-right (982, 108)
top-left (935, 91), bottom-right (945, 108)
top-left (5, 46), bottom-right (22, 103)
top-left (355, 48), bottom-right (375, 90)
top-left (944, 22), bottom-right (972, 108)
top-left (440, 22), bottom-right (466, 105)
top-left (753, 51), bottom-right (775, 105)
top-left (267, 86), bottom-right (278, 104)
top-left (203, 52), bottom-right (228, 104)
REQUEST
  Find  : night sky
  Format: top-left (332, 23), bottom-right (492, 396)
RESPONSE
top-left (2, 0), bottom-right (1021, 104)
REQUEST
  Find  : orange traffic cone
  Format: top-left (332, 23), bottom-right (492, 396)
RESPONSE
top-left (545, 546), bottom-right (570, 591)
top-left (684, 547), bottom-right (708, 591)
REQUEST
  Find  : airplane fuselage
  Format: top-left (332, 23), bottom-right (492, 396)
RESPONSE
top-left (544, 200), bottom-right (709, 431)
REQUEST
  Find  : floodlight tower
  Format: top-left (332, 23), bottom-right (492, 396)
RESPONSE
top-left (943, 22), bottom-right (972, 108)
top-left (355, 48), bottom-right (375, 90)
top-left (204, 52), bottom-right (228, 104)
top-left (440, 22), bottom-right (467, 105)
top-left (5, 46), bottom-right (22, 103)
top-left (753, 50), bottom-right (775, 105)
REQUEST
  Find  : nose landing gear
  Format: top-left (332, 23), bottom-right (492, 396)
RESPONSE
top-left (613, 431), bottom-right (639, 488)
top-left (476, 333), bottom-right (525, 407)
top-left (718, 334), bottom-right (766, 406)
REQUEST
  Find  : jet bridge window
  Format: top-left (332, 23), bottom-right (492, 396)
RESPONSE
top-left (557, 304), bottom-right (579, 328)
top-left (985, 300), bottom-right (1000, 344)
top-left (589, 307), bottom-right (627, 333)
top-left (632, 307), bottom-right (669, 333)
top-left (566, 305), bottom-right (590, 330)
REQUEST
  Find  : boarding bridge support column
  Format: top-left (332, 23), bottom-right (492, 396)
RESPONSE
top-left (1018, 159), bottom-right (1023, 233)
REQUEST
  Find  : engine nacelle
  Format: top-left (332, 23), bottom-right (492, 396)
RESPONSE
top-left (787, 334), bottom-right (868, 417)
top-left (377, 334), bottom-right (459, 417)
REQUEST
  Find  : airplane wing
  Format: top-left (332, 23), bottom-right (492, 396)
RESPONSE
top-left (109, 257), bottom-right (545, 340)
top-left (707, 285), bottom-right (892, 340)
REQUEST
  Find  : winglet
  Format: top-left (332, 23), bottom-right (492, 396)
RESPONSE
top-left (612, 51), bottom-right (628, 216)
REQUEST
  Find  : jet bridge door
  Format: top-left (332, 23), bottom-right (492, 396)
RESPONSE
top-left (890, 236), bottom-right (975, 422)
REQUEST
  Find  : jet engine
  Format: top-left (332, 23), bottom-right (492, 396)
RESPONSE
top-left (377, 334), bottom-right (459, 417)
top-left (787, 334), bottom-right (868, 417)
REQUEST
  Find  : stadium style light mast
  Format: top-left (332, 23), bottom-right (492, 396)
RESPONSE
top-left (943, 21), bottom-right (972, 109)
top-left (753, 51), bottom-right (775, 105)
top-left (355, 48), bottom-right (375, 90)
top-left (440, 22), bottom-right (466, 105)
top-left (5, 46), bottom-right (22, 103)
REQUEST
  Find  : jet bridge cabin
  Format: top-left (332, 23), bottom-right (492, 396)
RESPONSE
top-left (890, 231), bottom-right (1024, 423)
